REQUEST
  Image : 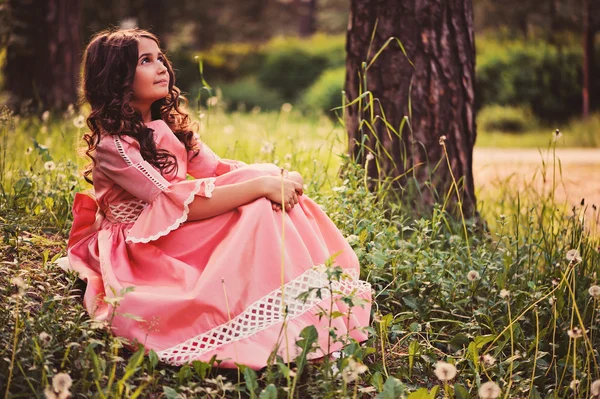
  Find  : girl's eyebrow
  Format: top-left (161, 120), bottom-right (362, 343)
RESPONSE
top-left (138, 52), bottom-right (163, 60)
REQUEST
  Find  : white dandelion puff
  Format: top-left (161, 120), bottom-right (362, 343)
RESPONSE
top-left (52, 372), bottom-right (72, 393)
top-left (499, 289), bottom-right (510, 298)
top-left (207, 97), bottom-right (219, 107)
top-left (39, 332), bottom-right (52, 347)
top-left (11, 276), bottom-right (26, 291)
top-left (42, 111), bottom-right (50, 123)
top-left (480, 354), bottom-right (496, 367)
top-left (566, 249), bottom-right (582, 263)
top-left (341, 358), bottom-right (368, 383)
top-left (567, 326), bottom-right (584, 339)
top-left (26, 147), bottom-right (33, 154)
top-left (260, 141), bottom-right (274, 154)
top-left (281, 103), bottom-right (293, 113)
top-left (588, 285), bottom-right (600, 298)
top-left (591, 379), bottom-right (600, 397)
top-left (553, 129), bottom-right (563, 142)
top-left (467, 270), bottom-right (480, 281)
top-left (72, 115), bottom-right (85, 129)
top-left (478, 381), bottom-right (501, 399)
top-left (569, 379), bottom-right (579, 391)
top-left (44, 161), bottom-right (56, 171)
top-left (434, 361), bottom-right (457, 381)
top-left (439, 135), bottom-right (447, 145)
top-left (365, 152), bottom-right (374, 161)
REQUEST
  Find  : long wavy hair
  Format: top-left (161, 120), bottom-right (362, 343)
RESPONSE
top-left (80, 28), bottom-right (197, 184)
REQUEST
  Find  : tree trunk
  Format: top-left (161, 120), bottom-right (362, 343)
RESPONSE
top-left (582, 0), bottom-right (592, 118)
top-left (3, 0), bottom-right (81, 113)
top-left (298, 0), bottom-right (317, 37)
top-left (345, 0), bottom-right (477, 217)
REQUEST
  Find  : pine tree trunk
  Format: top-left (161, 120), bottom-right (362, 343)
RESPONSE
top-left (4, 0), bottom-right (81, 112)
top-left (345, 0), bottom-right (477, 216)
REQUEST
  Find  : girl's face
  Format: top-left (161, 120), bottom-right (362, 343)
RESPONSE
top-left (130, 37), bottom-right (170, 110)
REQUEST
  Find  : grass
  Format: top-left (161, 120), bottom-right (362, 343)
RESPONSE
top-left (1, 102), bottom-right (600, 398)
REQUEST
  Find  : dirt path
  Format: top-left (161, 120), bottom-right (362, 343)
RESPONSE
top-left (473, 148), bottom-right (600, 228)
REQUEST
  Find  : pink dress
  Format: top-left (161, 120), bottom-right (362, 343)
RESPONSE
top-left (67, 119), bottom-right (371, 369)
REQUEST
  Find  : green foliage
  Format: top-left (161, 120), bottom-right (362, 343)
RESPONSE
top-left (257, 47), bottom-right (328, 102)
top-left (476, 36), bottom-right (599, 122)
top-left (300, 66), bottom-right (346, 116)
top-left (216, 77), bottom-right (285, 112)
top-left (477, 104), bottom-right (537, 133)
top-left (2, 108), bottom-right (600, 397)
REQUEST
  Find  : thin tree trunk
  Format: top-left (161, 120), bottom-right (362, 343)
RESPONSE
top-left (298, 0), bottom-right (317, 37)
top-left (345, 0), bottom-right (477, 216)
top-left (582, 0), bottom-right (591, 118)
top-left (4, 0), bottom-right (81, 112)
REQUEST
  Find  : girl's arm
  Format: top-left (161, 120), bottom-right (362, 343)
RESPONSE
top-left (188, 176), bottom-right (303, 221)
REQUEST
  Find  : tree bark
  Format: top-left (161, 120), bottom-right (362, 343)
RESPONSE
top-left (345, 0), bottom-right (477, 217)
top-left (3, 0), bottom-right (81, 113)
top-left (582, 0), bottom-right (591, 118)
top-left (297, 0), bottom-right (317, 37)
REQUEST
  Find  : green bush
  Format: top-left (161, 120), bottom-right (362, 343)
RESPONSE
top-left (300, 66), bottom-right (346, 115)
top-left (257, 47), bottom-right (328, 102)
top-left (477, 105), bottom-right (537, 133)
top-left (475, 38), bottom-right (594, 122)
top-left (215, 77), bottom-right (284, 111)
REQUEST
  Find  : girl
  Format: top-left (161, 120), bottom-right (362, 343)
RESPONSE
top-left (66, 28), bottom-right (371, 369)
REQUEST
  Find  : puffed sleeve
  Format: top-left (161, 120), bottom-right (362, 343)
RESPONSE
top-left (95, 135), bottom-right (216, 244)
top-left (186, 135), bottom-right (247, 179)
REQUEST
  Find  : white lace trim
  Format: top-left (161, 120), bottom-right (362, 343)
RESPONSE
top-left (125, 178), bottom-right (216, 244)
top-left (113, 136), bottom-right (133, 166)
top-left (202, 142), bottom-right (221, 160)
top-left (133, 162), bottom-right (168, 191)
top-left (106, 199), bottom-right (148, 223)
top-left (155, 268), bottom-right (371, 365)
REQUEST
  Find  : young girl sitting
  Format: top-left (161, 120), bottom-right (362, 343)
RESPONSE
top-left (66, 28), bottom-right (371, 369)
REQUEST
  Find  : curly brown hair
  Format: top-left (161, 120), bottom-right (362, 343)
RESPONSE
top-left (80, 28), bottom-right (197, 184)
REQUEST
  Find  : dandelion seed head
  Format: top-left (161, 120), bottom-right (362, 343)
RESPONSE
top-left (365, 152), bottom-right (374, 161)
top-left (499, 289), bottom-right (510, 298)
top-left (589, 285), bottom-right (600, 298)
top-left (553, 129), bottom-right (563, 142)
top-left (439, 135), bottom-right (447, 145)
top-left (72, 115), bottom-right (85, 129)
top-left (566, 249), bottom-right (582, 263)
top-left (480, 354), bottom-right (496, 367)
top-left (591, 379), bottom-right (600, 397)
top-left (260, 140), bottom-right (274, 154)
top-left (567, 326), bottom-right (584, 339)
top-left (341, 358), bottom-right (368, 383)
top-left (26, 147), bottom-right (33, 154)
top-left (569, 379), bottom-right (579, 391)
top-left (39, 332), bottom-right (52, 347)
top-left (11, 276), bottom-right (25, 289)
top-left (42, 111), bottom-right (50, 123)
top-left (478, 381), bottom-right (501, 399)
top-left (52, 372), bottom-right (72, 393)
top-left (281, 103), bottom-right (293, 113)
top-left (434, 361), bottom-right (457, 381)
top-left (467, 270), bottom-right (480, 281)
top-left (44, 161), bottom-right (56, 171)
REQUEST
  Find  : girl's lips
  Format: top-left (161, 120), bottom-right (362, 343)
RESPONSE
top-left (155, 80), bottom-right (168, 85)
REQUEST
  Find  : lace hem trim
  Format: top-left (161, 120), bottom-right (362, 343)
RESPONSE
top-left (155, 268), bottom-right (371, 365)
top-left (125, 178), bottom-right (216, 244)
top-left (113, 136), bottom-right (133, 166)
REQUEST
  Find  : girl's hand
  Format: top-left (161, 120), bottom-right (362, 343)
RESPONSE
top-left (261, 176), bottom-right (303, 212)
top-left (286, 171), bottom-right (304, 189)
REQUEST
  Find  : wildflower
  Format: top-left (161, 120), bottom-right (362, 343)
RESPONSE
top-left (341, 358), bottom-right (368, 383)
top-left (42, 110), bottom-right (50, 123)
top-left (480, 354), bottom-right (496, 367)
top-left (478, 381), bottom-right (501, 399)
top-left (39, 332), bottom-right (52, 347)
top-left (553, 129), bottom-right (563, 142)
top-left (549, 296), bottom-right (556, 306)
top-left (72, 115), bottom-right (85, 129)
top-left (569, 379), bottom-right (579, 391)
top-left (281, 103), bottom-right (293, 113)
top-left (499, 289), bottom-right (510, 299)
top-left (591, 379), bottom-right (600, 397)
top-left (467, 270), bottom-right (480, 281)
top-left (434, 361), bottom-right (457, 381)
top-left (589, 285), bottom-right (600, 298)
top-left (66, 104), bottom-right (75, 116)
top-left (260, 140), bottom-right (274, 154)
top-left (207, 97), bottom-right (219, 107)
top-left (552, 278), bottom-right (559, 286)
top-left (365, 152), bottom-right (374, 161)
top-left (11, 276), bottom-right (26, 293)
top-left (566, 249), bottom-right (582, 263)
top-left (44, 161), bottom-right (56, 171)
top-left (284, 153), bottom-right (292, 160)
top-left (439, 135), bottom-right (447, 145)
top-left (567, 326), bottom-right (584, 339)
top-left (346, 234), bottom-right (359, 245)
top-left (52, 372), bottom-right (72, 393)
top-left (26, 147), bottom-right (33, 154)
